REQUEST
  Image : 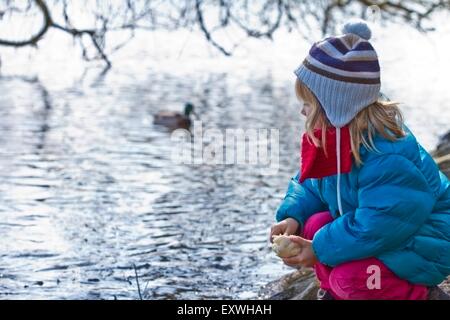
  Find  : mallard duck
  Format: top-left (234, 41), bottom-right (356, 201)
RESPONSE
top-left (153, 103), bottom-right (195, 129)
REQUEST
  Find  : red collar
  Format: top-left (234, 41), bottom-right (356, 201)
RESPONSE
top-left (299, 126), bottom-right (353, 183)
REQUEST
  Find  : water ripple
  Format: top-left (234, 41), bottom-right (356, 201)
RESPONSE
top-left (0, 69), bottom-right (311, 299)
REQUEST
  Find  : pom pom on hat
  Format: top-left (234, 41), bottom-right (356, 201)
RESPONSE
top-left (342, 19), bottom-right (372, 40)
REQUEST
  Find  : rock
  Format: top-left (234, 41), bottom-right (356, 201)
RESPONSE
top-left (432, 130), bottom-right (450, 177)
top-left (261, 130), bottom-right (450, 300)
top-left (428, 286), bottom-right (450, 300)
top-left (436, 130), bottom-right (450, 154)
top-left (435, 130), bottom-right (450, 298)
top-left (259, 268), bottom-right (319, 300)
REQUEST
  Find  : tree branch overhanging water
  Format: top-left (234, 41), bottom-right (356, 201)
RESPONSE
top-left (0, 0), bottom-right (448, 67)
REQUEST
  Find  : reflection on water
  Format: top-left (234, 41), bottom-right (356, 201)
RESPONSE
top-left (0, 70), bottom-right (302, 299)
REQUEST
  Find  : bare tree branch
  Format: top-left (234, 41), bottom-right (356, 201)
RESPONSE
top-left (0, 0), bottom-right (51, 47)
top-left (230, 0), bottom-right (283, 40)
top-left (195, 0), bottom-right (232, 56)
top-left (0, 0), bottom-right (448, 63)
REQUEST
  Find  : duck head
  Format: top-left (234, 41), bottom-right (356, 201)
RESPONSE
top-left (184, 102), bottom-right (194, 117)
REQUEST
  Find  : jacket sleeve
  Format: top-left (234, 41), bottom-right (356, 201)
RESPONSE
top-left (312, 154), bottom-right (436, 267)
top-left (276, 171), bottom-right (327, 225)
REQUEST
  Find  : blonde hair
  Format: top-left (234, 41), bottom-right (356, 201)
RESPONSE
top-left (295, 78), bottom-right (406, 166)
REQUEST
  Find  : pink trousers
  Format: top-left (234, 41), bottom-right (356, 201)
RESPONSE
top-left (301, 211), bottom-right (428, 300)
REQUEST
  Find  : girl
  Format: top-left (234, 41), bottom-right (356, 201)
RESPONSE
top-left (270, 20), bottom-right (450, 300)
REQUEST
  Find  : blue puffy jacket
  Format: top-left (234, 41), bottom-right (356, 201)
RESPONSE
top-left (276, 126), bottom-right (450, 286)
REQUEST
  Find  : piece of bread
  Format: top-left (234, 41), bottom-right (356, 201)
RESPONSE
top-left (272, 235), bottom-right (302, 258)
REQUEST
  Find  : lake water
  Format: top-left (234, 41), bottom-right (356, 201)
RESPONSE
top-left (0, 10), bottom-right (449, 299)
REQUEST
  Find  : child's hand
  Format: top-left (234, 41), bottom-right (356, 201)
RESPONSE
top-left (269, 218), bottom-right (299, 243)
top-left (281, 236), bottom-right (318, 268)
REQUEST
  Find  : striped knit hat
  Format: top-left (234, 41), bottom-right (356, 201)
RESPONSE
top-left (294, 19), bottom-right (380, 128)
